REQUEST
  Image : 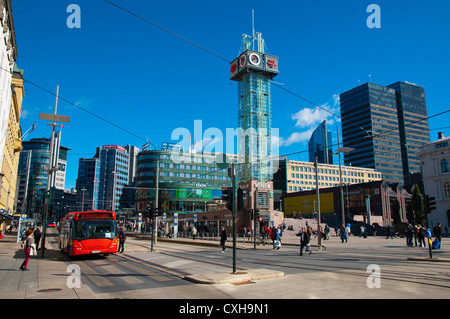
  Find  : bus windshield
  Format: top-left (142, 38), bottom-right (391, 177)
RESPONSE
top-left (72, 220), bottom-right (117, 240)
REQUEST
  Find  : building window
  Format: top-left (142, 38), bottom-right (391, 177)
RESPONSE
top-left (442, 159), bottom-right (449, 173)
top-left (446, 182), bottom-right (450, 198)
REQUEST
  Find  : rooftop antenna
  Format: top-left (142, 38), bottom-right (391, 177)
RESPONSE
top-left (252, 9), bottom-right (255, 37)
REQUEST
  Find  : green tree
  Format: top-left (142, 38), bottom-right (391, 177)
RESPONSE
top-left (411, 184), bottom-right (425, 225)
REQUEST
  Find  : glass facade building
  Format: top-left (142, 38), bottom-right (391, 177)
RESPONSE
top-left (76, 145), bottom-right (129, 212)
top-left (339, 82), bottom-right (430, 184)
top-left (136, 150), bottom-right (237, 214)
top-left (387, 81), bottom-right (430, 175)
top-left (15, 132), bottom-right (69, 218)
top-left (308, 120), bottom-right (333, 164)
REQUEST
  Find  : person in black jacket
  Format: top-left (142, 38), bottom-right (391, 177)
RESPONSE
top-left (220, 226), bottom-right (227, 252)
top-left (33, 227), bottom-right (41, 250)
top-left (434, 223), bottom-right (442, 248)
top-left (299, 227), bottom-right (311, 256)
top-left (118, 228), bottom-right (126, 253)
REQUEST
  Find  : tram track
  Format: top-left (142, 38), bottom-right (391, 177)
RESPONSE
top-left (122, 239), bottom-right (450, 289)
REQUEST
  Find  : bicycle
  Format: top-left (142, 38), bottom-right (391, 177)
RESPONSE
top-left (255, 234), bottom-right (268, 246)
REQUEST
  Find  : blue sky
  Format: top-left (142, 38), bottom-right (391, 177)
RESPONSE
top-left (11, 0), bottom-right (450, 188)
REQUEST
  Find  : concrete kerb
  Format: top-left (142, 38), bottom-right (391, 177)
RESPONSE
top-left (185, 269), bottom-right (285, 285)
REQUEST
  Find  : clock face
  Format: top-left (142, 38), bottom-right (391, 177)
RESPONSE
top-left (239, 54), bottom-right (247, 68)
top-left (249, 53), bottom-right (261, 66)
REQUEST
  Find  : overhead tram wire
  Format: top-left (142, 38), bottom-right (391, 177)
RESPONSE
top-left (102, 0), bottom-right (374, 139)
top-left (103, 0), bottom-right (450, 179)
top-left (0, 65), bottom-right (167, 150)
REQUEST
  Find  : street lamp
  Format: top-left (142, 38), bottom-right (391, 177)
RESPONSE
top-left (333, 127), bottom-right (355, 228)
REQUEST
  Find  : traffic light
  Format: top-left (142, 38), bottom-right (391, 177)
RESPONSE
top-left (145, 205), bottom-right (152, 218)
top-left (255, 209), bottom-right (261, 221)
top-left (424, 195), bottom-right (436, 214)
top-left (222, 186), bottom-right (233, 211)
top-left (237, 187), bottom-right (244, 211)
top-left (428, 196), bottom-right (436, 212)
top-left (249, 209), bottom-right (254, 220)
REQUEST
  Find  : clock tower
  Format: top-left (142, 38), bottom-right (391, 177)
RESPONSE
top-left (230, 32), bottom-right (279, 183)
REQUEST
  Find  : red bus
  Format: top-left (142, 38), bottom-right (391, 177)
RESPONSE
top-left (59, 211), bottom-right (118, 256)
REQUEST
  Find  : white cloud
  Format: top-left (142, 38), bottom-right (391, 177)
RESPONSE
top-left (280, 128), bottom-right (316, 146)
top-left (21, 110), bottom-right (30, 119)
top-left (278, 94), bottom-right (341, 147)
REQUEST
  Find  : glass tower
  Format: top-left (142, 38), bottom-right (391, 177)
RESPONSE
top-left (387, 81), bottom-right (430, 175)
top-left (309, 120), bottom-right (333, 164)
top-left (230, 32), bottom-right (279, 182)
top-left (339, 82), bottom-right (430, 184)
top-left (340, 83), bottom-right (404, 183)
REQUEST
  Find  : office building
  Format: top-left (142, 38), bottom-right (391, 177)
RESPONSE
top-left (0, 0), bottom-right (18, 176)
top-left (287, 159), bottom-right (382, 192)
top-left (308, 120), bottom-right (333, 164)
top-left (75, 158), bottom-right (101, 211)
top-left (419, 132), bottom-right (450, 230)
top-left (136, 150), bottom-right (236, 214)
top-left (387, 81), bottom-right (430, 175)
top-left (76, 145), bottom-right (130, 212)
top-left (0, 64), bottom-right (24, 213)
top-left (339, 81), bottom-right (430, 184)
top-left (15, 132), bottom-right (70, 218)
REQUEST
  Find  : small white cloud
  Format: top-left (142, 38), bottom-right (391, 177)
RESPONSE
top-left (278, 94), bottom-right (341, 147)
top-left (21, 110), bottom-right (30, 119)
top-left (281, 128), bottom-right (315, 146)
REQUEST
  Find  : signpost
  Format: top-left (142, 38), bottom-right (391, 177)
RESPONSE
top-left (39, 85), bottom-right (70, 258)
top-left (216, 153), bottom-right (237, 274)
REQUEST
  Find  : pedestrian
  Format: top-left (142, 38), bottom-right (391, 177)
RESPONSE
top-left (417, 225), bottom-right (426, 247)
top-left (324, 224), bottom-right (330, 240)
top-left (33, 226), bottom-right (42, 250)
top-left (272, 227), bottom-right (281, 250)
top-left (386, 225), bottom-right (394, 239)
top-left (315, 225), bottom-right (327, 251)
top-left (20, 230), bottom-right (35, 271)
top-left (299, 227), bottom-right (311, 256)
top-left (192, 226), bottom-right (197, 240)
top-left (340, 224), bottom-right (348, 243)
top-left (433, 222), bottom-right (442, 248)
top-left (220, 226), bottom-right (227, 252)
top-left (118, 228), bottom-right (126, 253)
top-left (405, 224), bottom-right (414, 247)
top-left (359, 226), bottom-right (366, 238)
top-left (413, 225), bottom-right (419, 246)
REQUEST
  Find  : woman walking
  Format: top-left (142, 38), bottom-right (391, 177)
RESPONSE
top-left (20, 230), bottom-right (34, 271)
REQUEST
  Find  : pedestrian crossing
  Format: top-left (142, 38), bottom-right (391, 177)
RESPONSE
top-left (77, 255), bottom-right (185, 293)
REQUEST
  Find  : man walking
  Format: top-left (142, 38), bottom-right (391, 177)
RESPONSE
top-left (220, 226), bottom-right (227, 252)
top-left (33, 227), bottom-right (42, 251)
top-left (118, 228), bottom-right (126, 253)
top-left (434, 223), bottom-right (442, 248)
top-left (299, 227), bottom-right (311, 256)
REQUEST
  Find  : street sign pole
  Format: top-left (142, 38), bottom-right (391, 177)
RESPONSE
top-left (231, 163), bottom-right (237, 274)
top-left (39, 85), bottom-right (70, 258)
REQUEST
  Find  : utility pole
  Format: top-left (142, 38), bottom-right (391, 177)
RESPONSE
top-left (151, 160), bottom-right (159, 252)
top-left (231, 163), bottom-right (237, 273)
top-left (253, 186), bottom-right (258, 250)
top-left (315, 157), bottom-right (320, 227)
top-left (39, 85), bottom-right (70, 258)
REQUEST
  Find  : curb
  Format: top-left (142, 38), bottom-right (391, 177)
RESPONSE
top-left (406, 257), bottom-right (450, 262)
top-left (185, 269), bottom-right (285, 285)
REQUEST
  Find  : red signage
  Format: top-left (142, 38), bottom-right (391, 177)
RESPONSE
top-left (102, 145), bottom-right (125, 152)
top-left (77, 212), bottom-right (114, 220)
